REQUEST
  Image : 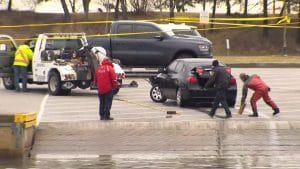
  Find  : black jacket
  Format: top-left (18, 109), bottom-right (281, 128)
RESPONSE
top-left (205, 66), bottom-right (230, 89)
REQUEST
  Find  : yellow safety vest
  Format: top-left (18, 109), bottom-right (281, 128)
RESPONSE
top-left (13, 45), bottom-right (33, 67)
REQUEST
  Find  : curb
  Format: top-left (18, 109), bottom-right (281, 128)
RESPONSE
top-left (38, 120), bottom-right (300, 130)
top-left (228, 63), bottom-right (300, 68)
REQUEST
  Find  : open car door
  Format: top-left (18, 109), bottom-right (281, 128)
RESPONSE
top-left (0, 35), bottom-right (17, 77)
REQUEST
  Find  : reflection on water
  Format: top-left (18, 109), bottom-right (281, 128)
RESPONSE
top-left (1, 154), bottom-right (300, 169)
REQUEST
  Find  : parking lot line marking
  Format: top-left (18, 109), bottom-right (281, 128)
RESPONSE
top-left (37, 94), bottom-right (49, 126)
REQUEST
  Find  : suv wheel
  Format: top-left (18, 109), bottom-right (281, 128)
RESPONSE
top-left (176, 88), bottom-right (186, 107)
top-left (2, 77), bottom-right (15, 90)
top-left (150, 85), bottom-right (167, 102)
top-left (48, 72), bottom-right (62, 96)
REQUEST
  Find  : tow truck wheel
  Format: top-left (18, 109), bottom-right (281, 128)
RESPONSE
top-left (48, 72), bottom-right (62, 96)
top-left (150, 85), bottom-right (167, 103)
top-left (2, 77), bottom-right (15, 90)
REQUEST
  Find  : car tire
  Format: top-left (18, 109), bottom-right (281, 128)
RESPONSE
top-left (227, 99), bottom-right (236, 108)
top-left (2, 77), bottom-right (15, 90)
top-left (176, 88), bottom-right (187, 107)
top-left (150, 85), bottom-right (167, 103)
top-left (48, 71), bottom-right (62, 96)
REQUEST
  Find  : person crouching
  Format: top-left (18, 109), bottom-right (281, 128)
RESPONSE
top-left (94, 57), bottom-right (117, 120)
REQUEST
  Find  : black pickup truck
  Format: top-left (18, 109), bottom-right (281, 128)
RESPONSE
top-left (88, 21), bottom-right (212, 67)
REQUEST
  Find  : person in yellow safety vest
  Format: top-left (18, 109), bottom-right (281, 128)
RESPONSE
top-left (13, 41), bottom-right (33, 92)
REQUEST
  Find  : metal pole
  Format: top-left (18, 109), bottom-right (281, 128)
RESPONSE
top-left (283, 2), bottom-right (287, 56)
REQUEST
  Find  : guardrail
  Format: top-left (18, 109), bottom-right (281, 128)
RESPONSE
top-left (0, 112), bottom-right (36, 158)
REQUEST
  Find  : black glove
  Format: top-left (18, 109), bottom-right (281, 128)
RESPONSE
top-left (268, 87), bottom-right (271, 92)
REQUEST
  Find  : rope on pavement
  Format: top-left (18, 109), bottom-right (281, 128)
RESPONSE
top-left (114, 98), bottom-right (181, 115)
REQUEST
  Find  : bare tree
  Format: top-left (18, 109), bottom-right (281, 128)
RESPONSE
top-left (244, 0), bottom-right (248, 16)
top-left (169, 0), bottom-right (175, 19)
top-left (225, 0), bottom-right (231, 16)
top-left (114, 0), bottom-right (120, 19)
top-left (82, 0), bottom-right (91, 19)
top-left (263, 0), bottom-right (268, 37)
top-left (121, 0), bottom-right (128, 19)
top-left (68, 0), bottom-right (76, 13)
top-left (60, 0), bottom-right (71, 20)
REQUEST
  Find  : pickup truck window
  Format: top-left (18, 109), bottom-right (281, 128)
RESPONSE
top-left (46, 39), bottom-right (82, 50)
top-left (117, 24), bottom-right (133, 38)
top-left (135, 25), bottom-right (159, 39)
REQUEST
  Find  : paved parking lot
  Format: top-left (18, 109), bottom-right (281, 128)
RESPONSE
top-left (37, 68), bottom-right (300, 124)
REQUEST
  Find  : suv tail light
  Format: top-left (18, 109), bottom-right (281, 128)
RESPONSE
top-left (196, 68), bottom-right (204, 75)
top-left (229, 77), bottom-right (236, 85)
top-left (225, 68), bottom-right (231, 74)
top-left (186, 75), bottom-right (198, 84)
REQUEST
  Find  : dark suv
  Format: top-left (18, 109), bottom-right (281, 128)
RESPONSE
top-left (149, 58), bottom-right (237, 107)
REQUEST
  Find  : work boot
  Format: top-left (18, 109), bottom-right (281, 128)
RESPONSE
top-left (225, 114), bottom-right (232, 118)
top-left (248, 113), bottom-right (258, 117)
top-left (107, 117), bottom-right (114, 120)
top-left (273, 108), bottom-right (280, 116)
top-left (22, 88), bottom-right (30, 92)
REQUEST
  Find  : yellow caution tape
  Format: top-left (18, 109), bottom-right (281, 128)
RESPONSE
top-left (0, 16), bottom-right (289, 29)
top-left (277, 16), bottom-right (291, 24)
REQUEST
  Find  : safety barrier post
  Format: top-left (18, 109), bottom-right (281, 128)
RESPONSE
top-left (0, 112), bottom-right (36, 158)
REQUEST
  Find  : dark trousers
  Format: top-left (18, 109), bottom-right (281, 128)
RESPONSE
top-left (210, 87), bottom-right (231, 116)
top-left (98, 90), bottom-right (114, 119)
top-left (13, 65), bottom-right (28, 91)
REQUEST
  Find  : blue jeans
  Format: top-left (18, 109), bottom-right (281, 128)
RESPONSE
top-left (14, 65), bottom-right (28, 91)
top-left (98, 90), bottom-right (114, 119)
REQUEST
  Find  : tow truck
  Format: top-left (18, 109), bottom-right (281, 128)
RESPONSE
top-left (0, 33), bottom-right (127, 95)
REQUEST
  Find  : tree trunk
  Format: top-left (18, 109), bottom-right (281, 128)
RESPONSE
top-left (210, 0), bottom-right (217, 30)
top-left (203, 0), bottom-right (206, 10)
top-left (7, 0), bottom-right (12, 11)
top-left (169, 0), bottom-right (175, 21)
top-left (244, 0), bottom-right (248, 16)
top-left (114, 0), bottom-right (120, 20)
top-left (68, 0), bottom-right (76, 13)
top-left (279, 0), bottom-right (287, 16)
top-left (297, 0), bottom-right (300, 43)
top-left (82, 0), bottom-right (90, 20)
top-left (226, 0), bottom-right (231, 16)
top-left (121, 0), bottom-right (128, 19)
top-left (60, 0), bottom-right (70, 20)
top-left (263, 0), bottom-right (269, 37)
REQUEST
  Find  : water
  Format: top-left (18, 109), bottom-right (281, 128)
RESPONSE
top-left (1, 154), bottom-right (300, 169)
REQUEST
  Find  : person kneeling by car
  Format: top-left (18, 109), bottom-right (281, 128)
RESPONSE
top-left (94, 57), bottom-right (117, 120)
top-left (204, 60), bottom-right (232, 118)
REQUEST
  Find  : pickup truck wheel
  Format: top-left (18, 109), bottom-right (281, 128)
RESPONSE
top-left (176, 88), bottom-right (187, 107)
top-left (2, 77), bottom-right (14, 90)
top-left (150, 85), bottom-right (167, 103)
top-left (48, 72), bottom-right (62, 96)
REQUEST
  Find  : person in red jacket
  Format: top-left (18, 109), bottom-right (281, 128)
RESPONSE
top-left (240, 73), bottom-right (280, 117)
top-left (94, 57), bottom-right (117, 120)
